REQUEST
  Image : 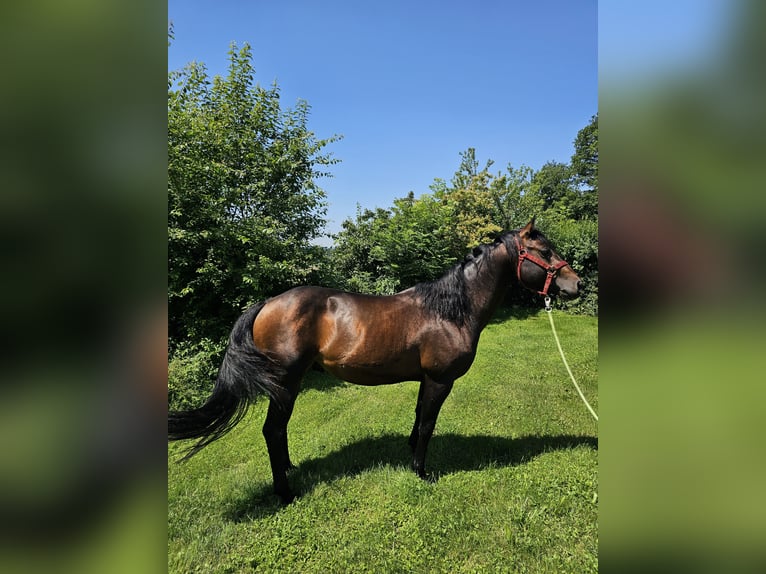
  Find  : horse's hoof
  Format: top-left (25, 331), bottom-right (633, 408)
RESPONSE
top-left (413, 468), bottom-right (438, 484)
top-left (277, 491), bottom-right (297, 505)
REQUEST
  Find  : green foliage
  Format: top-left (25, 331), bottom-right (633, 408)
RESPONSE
top-left (530, 161), bottom-right (573, 211)
top-left (330, 195), bottom-right (456, 294)
top-left (436, 148), bottom-right (503, 251)
top-left (535, 212), bottom-right (599, 315)
top-left (168, 311), bottom-right (598, 573)
top-left (487, 163), bottom-right (541, 230)
top-left (168, 339), bottom-right (225, 412)
top-left (329, 206), bottom-right (397, 294)
top-left (168, 43), bottom-right (339, 347)
top-left (571, 114), bottom-right (598, 193)
top-left (569, 114), bottom-right (598, 219)
top-left (332, 117), bottom-right (599, 315)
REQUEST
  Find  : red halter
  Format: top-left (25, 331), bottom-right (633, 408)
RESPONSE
top-left (514, 235), bottom-right (569, 296)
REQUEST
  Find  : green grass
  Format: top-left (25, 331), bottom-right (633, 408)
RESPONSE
top-left (168, 308), bottom-right (598, 573)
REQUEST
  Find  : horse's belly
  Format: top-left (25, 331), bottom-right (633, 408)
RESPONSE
top-left (319, 354), bottom-right (420, 386)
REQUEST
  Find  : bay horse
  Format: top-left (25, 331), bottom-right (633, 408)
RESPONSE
top-left (169, 218), bottom-right (580, 503)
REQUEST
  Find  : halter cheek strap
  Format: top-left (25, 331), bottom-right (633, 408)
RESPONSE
top-left (514, 236), bottom-right (569, 296)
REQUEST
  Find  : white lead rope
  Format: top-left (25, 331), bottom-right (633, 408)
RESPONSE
top-left (544, 296), bottom-right (598, 422)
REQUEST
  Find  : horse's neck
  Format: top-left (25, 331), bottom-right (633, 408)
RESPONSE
top-left (467, 243), bottom-right (514, 332)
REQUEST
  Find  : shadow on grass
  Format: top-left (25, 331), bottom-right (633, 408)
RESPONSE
top-left (489, 305), bottom-right (542, 323)
top-left (225, 432), bottom-right (597, 521)
top-left (301, 366), bottom-right (346, 392)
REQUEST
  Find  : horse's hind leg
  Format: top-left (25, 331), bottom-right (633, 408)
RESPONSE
top-left (411, 376), bottom-right (454, 479)
top-left (262, 381), bottom-right (300, 504)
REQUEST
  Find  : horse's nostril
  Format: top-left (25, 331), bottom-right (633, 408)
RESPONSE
top-left (576, 280), bottom-right (582, 291)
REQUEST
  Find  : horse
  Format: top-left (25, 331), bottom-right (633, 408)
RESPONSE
top-left (168, 218), bottom-right (581, 503)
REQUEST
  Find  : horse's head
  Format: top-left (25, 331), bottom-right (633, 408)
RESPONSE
top-left (513, 218), bottom-right (581, 299)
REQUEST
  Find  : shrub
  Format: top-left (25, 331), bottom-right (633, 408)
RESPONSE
top-left (168, 339), bottom-right (225, 412)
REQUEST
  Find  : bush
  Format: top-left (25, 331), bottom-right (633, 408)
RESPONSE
top-left (168, 339), bottom-right (225, 412)
top-left (537, 213), bottom-right (598, 315)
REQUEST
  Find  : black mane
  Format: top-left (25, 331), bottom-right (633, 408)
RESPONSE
top-left (414, 233), bottom-right (515, 326)
top-left (414, 261), bottom-right (471, 326)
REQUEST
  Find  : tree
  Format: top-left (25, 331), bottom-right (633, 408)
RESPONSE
top-left (168, 43), bottom-right (339, 347)
top-left (331, 117), bottom-right (598, 315)
top-left (569, 114), bottom-right (598, 219)
top-left (330, 206), bottom-right (396, 294)
top-left (331, 194), bottom-right (454, 295)
top-left (487, 163), bottom-right (538, 230)
top-left (435, 148), bottom-right (502, 252)
top-left (530, 161), bottom-right (574, 210)
top-left (571, 114), bottom-right (598, 191)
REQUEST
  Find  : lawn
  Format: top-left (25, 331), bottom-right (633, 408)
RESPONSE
top-left (168, 307), bottom-right (598, 573)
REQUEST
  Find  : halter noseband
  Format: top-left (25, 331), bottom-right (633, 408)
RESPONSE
top-left (514, 235), bottom-right (569, 296)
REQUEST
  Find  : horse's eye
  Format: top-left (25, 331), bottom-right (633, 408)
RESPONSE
top-left (542, 249), bottom-right (552, 259)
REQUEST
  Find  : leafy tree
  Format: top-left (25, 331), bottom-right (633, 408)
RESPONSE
top-left (434, 148), bottom-right (502, 252)
top-left (384, 193), bottom-right (455, 287)
top-left (331, 194), bottom-right (454, 295)
top-left (168, 43), bottom-right (339, 347)
top-left (569, 113), bottom-right (598, 219)
top-left (530, 161), bottom-right (574, 210)
top-left (571, 114), bottom-right (598, 190)
top-left (487, 163), bottom-right (540, 230)
top-left (330, 206), bottom-right (396, 294)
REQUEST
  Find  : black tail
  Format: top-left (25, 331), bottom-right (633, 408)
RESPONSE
top-left (168, 302), bottom-right (287, 460)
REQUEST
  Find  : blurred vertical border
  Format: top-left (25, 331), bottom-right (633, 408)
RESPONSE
top-left (0, 1), bottom-right (166, 573)
top-left (600, 1), bottom-right (766, 572)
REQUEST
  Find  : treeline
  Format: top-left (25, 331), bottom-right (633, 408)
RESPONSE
top-left (328, 141), bottom-right (597, 314)
top-left (168, 44), bottom-right (597, 406)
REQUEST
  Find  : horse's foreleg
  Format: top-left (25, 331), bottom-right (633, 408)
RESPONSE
top-left (262, 392), bottom-right (298, 503)
top-left (411, 377), bottom-right (454, 479)
top-left (408, 381), bottom-right (425, 453)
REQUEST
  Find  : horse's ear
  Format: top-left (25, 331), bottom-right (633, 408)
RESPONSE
top-left (520, 217), bottom-right (536, 238)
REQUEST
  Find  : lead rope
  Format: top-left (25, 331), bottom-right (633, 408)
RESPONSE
top-left (544, 296), bottom-right (598, 422)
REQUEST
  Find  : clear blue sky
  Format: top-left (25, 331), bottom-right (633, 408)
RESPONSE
top-left (599, 0), bottom-right (732, 85)
top-left (168, 0), bottom-right (597, 240)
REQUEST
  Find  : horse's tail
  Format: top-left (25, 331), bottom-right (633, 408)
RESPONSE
top-left (168, 301), bottom-right (287, 461)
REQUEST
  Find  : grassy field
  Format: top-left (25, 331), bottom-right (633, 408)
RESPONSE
top-left (168, 307), bottom-right (598, 573)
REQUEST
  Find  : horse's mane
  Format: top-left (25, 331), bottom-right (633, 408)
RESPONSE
top-left (414, 232), bottom-right (515, 326)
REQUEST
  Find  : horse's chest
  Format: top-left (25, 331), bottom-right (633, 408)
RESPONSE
top-left (419, 332), bottom-right (477, 380)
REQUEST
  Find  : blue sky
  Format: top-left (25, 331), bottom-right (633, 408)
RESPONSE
top-left (168, 0), bottom-right (597, 240)
top-left (599, 0), bottom-right (732, 85)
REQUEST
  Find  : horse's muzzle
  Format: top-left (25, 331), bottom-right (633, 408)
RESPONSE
top-left (557, 278), bottom-right (581, 299)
